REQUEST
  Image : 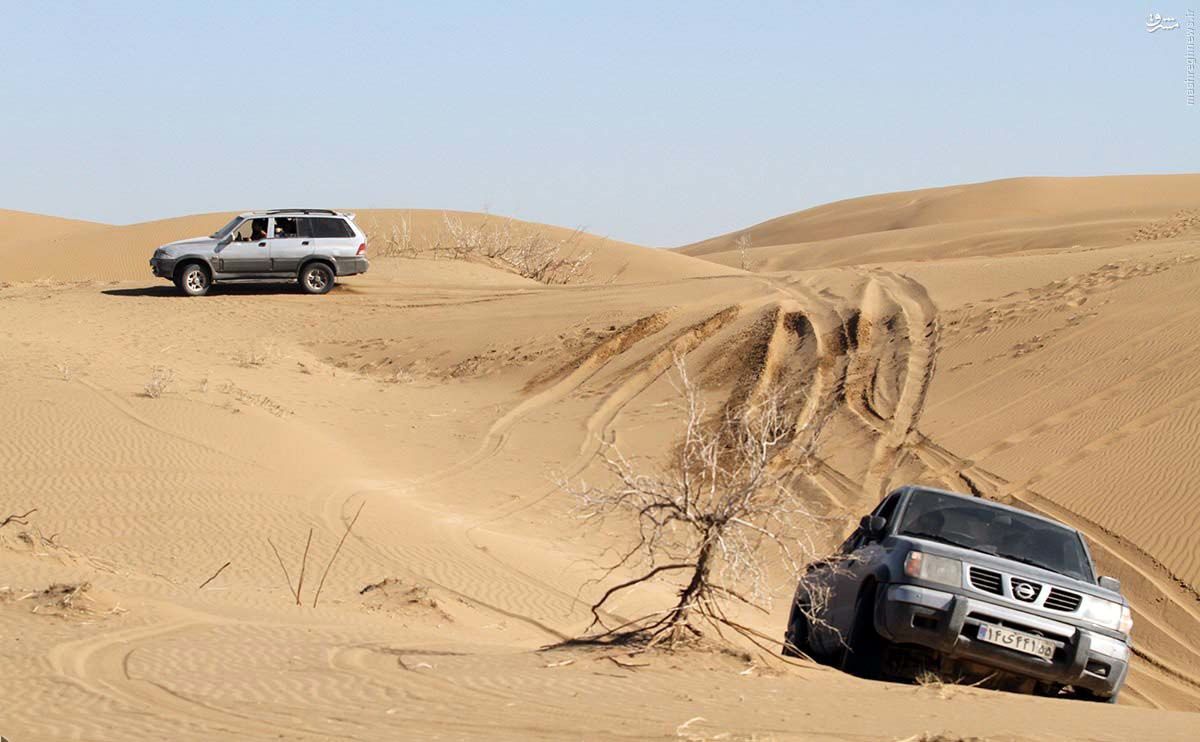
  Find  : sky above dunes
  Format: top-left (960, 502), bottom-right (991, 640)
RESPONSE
top-left (1, 1), bottom-right (1197, 245)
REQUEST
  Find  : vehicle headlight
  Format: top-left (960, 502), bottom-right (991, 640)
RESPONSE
top-left (1080, 595), bottom-right (1133, 633)
top-left (903, 551), bottom-right (962, 587)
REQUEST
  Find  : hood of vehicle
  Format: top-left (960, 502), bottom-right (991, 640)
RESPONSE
top-left (157, 236), bottom-right (218, 256)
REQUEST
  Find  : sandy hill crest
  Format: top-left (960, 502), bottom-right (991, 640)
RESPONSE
top-left (677, 174), bottom-right (1200, 270)
top-left (0, 207), bottom-right (735, 285)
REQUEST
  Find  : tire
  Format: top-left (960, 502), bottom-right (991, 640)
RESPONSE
top-left (782, 600), bottom-right (812, 658)
top-left (841, 586), bottom-right (888, 679)
top-left (175, 262), bottom-right (211, 296)
top-left (299, 262), bottom-right (335, 295)
top-left (1075, 687), bottom-right (1119, 704)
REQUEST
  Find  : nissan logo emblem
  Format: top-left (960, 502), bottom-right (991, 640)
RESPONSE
top-left (1015, 582), bottom-right (1037, 601)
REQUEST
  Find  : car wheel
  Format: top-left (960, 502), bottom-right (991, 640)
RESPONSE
top-left (782, 599), bottom-right (813, 658)
top-left (1075, 687), bottom-right (1119, 704)
top-left (300, 263), bottom-right (334, 295)
top-left (175, 262), bottom-right (211, 297)
top-left (841, 587), bottom-right (887, 679)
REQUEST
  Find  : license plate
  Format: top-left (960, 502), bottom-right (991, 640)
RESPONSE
top-left (976, 623), bottom-right (1055, 660)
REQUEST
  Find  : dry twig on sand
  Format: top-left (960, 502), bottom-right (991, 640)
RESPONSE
top-left (1, 508), bottom-right (38, 529)
top-left (312, 502), bottom-right (365, 608)
top-left (295, 529), bottom-right (314, 606)
top-left (268, 538), bottom-right (300, 603)
top-left (198, 561), bottom-right (231, 590)
top-left (266, 504), bottom-right (364, 607)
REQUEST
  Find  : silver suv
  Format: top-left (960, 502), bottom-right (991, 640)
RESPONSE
top-left (149, 209), bottom-right (368, 296)
top-left (786, 486), bottom-right (1131, 703)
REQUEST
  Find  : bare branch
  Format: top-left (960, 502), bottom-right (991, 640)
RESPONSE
top-left (267, 538), bottom-right (298, 603)
top-left (198, 561), bottom-right (231, 590)
top-left (562, 355), bottom-right (842, 648)
top-left (312, 501), bottom-right (366, 608)
top-left (1, 508), bottom-right (37, 529)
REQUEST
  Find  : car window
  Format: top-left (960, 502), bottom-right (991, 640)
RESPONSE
top-left (273, 217), bottom-right (302, 239)
top-left (310, 218), bottom-right (355, 239)
top-left (233, 218), bottom-right (269, 242)
top-left (212, 216), bottom-right (242, 239)
top-left (874, 492), bottom-right (901, 525)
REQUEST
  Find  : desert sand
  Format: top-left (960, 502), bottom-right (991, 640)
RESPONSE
top-left (2, 175), bottom-right (1200, 740)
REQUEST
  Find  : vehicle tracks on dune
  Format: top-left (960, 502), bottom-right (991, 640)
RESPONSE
top-left (46, 614), bottom-right (361, 740)
top-left (410, 310), bottom-right (675, 488)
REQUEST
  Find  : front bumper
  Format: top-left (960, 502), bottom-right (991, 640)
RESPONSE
top-left (876, 583), bottom-right (1128, 697)
top-left (150, 257), bottom-right (176, 279)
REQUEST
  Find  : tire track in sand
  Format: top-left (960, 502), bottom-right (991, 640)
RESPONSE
top-left (410, 310), bottom-right (673, 487)
top-left (859, 270), bottom-right (939, 502)
top-left (47, 616), bottom-right (353, 740)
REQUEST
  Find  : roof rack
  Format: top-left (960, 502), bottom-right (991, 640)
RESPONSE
top-left (262, 208), bottom-right (339, 215)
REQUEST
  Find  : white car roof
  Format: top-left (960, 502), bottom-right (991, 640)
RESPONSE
top-left (239, 209), bottom-right (355, 219)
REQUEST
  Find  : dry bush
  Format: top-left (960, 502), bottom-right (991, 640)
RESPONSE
top-left (436, 215), bottom-right (593, 284)
top-left (564, 355), bottom-right (840, 650)
top-left (142, 367), bottom-right (174, 398)
top-left (365, 213), bottom-right (593, 284)
top-left (735, 233), bottom-right (753, 271)
top-left (235, 342), bottom-right (277, 368)
top-left (367, 216), bottom-right (418, 257)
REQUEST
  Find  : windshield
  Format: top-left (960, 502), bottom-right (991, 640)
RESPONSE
top-left (898, 490), bottom-right (1094, 583)
top-left (211, 216), bottom-right (243, 239)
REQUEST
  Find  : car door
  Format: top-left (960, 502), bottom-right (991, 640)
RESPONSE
top-left (814, 492), bottom-right (904, 655)
top-left (805, 528), bottom-right (868, 657)
top-left (215, 217), bottom-right (272, 273)
top-left (268, 216), bottom-right (312, 274)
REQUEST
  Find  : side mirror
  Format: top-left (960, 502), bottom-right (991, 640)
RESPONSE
top-left (1098, 576), bottom-right (1121, 592)
top-left (860, 515), bottom-right (886, 539)
top-left (218, 235), bottom-right (232, 247)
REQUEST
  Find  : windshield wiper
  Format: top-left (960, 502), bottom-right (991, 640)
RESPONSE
top-left (903, 530), bottom-right (982, 553)
top-left (993, 551), bottom-right (1078, 580)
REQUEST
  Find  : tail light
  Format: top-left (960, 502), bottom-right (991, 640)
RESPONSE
top-left (356, 242), bottom-right (367, 256)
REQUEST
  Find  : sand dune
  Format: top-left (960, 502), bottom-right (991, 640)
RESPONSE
top-left (678, 175), bottom-right (1200, 270)
top-left (0, 207), bottom-right (734, 284)
top-left (0, 208), bottom-right (105, 244)
top-left (3, 176), bottom-right (1200, 739)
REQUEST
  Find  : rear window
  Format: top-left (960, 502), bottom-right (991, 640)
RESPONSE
top-left (309, 218), bottom-right (355, 239)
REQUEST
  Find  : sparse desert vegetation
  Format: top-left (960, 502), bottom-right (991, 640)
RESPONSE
top-left (367, 212), bottom-right (594, 283)
top-left (567, 356), bottom-right (837, 650)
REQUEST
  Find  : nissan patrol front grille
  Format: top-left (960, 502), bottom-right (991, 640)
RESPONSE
top-left (968, 566), bottom-right (1003, 595)
top-left (1044, 587), bottom-right (1083, 612)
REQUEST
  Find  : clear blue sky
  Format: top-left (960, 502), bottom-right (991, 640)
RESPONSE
top-left (1, 1), bottom-right (1196, 245)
